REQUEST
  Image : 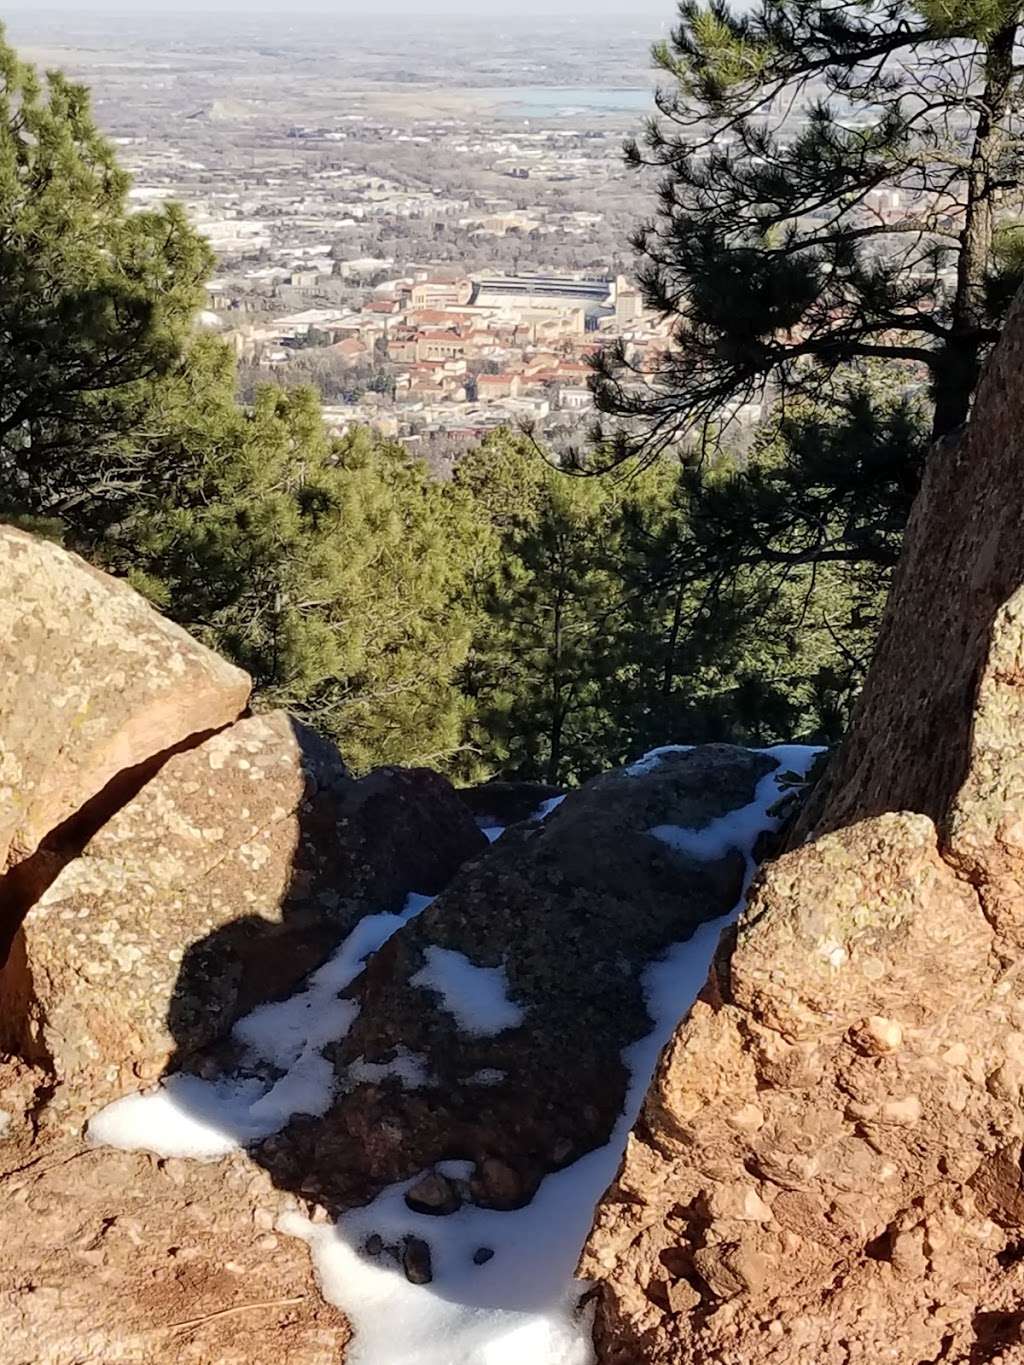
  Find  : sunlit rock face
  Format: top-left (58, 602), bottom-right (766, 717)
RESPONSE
top-left (579, 291), bottom-right (1024, 1365)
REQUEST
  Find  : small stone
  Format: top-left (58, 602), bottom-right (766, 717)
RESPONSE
top-left (862, 1016), bottom-right (903, 1053)
top-left (471, 1157), bottom-right (527, 1210)
top-left (879, 1095), bottom-right (923, 1125)
top-left (365, 1234), bottom-right (384, 1257)
top-left (705, 1183), bottom-right (773, 1223)
top-left (693, 1243), bottom-right (767, 1300)
top-left (403, 1236), bottom-right (433, 1285)
top-left (473, 1247), bottom-right (494, 1266)
top-left (666, 1278), bottom-right (701, 1314)
top-left (253, 1207), bottom-right (275, 1232)
top-left (405, 1172), bottom-right (461, 1216)
top-left (256, 1234), bottom-right (278, 1251)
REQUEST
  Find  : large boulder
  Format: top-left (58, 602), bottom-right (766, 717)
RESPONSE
top-left (0, 526), bottom-right (251, 890)
top-left (579, 293), bottom-right (1024, 1363)
top-left (6, 711), bottom-right (486, 1118)
top-left (254, 745), bottom-right (787, 1216)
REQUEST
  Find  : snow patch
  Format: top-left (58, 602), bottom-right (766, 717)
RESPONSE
top-left (348, 1048), bottom-right (431, 1089)
top-left (286, 744), bottom-right (822, 1365)
top-left (531, 795), bottom-right (565, 822)
top-left (625, 743), bottom-right (693, 776)
top-left (467, 1068), bottom-right (507, 1086)
top-left (87, 891), bottom-right (434, 1157)
top-left (411, 947), bottom-right (525, 1037)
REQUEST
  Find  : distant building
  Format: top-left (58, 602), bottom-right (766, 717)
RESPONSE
top-left (614, 275), bottom-right (643, 327)
top-left (410, 279), bottom-right (473, 309)
top-left (472, 274), bottom-right (613, 311)
top-left (477, 373), bottom-right (521, 402)
top-left (559, 385), bottom-right (593, 411)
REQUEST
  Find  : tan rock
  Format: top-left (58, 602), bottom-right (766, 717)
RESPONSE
top-left (8, 712), bottom-right (486, 1112)
top-left (0, 1133), bottom-right (349, 1365)
top-left (0, 525), bottom-right (250, 879)
top-left (579, 291), bottom-right (1024, 1365)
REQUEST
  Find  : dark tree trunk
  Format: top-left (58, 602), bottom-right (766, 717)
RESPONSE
top-left (933, 19), bottom-right (1018, 438)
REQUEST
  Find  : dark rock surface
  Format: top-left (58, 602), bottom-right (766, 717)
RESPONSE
top-left (261, 745), bottom-right (777, 1216)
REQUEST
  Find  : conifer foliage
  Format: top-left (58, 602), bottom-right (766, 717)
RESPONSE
top-left (591, 0), bottom-right (1024, 457)
top-left (0, 32), bottom-right (211, 528)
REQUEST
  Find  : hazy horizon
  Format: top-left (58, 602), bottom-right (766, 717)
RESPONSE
top-left (4, 0), bottom-right (672, 12)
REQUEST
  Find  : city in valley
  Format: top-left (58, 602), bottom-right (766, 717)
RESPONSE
top-left (11, 4), bottom-right (690, 464)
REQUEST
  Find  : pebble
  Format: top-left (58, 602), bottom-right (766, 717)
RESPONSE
top-left (405, 1171), bottom-right (461, 1217)
top-left (403, 1237), bottom-right (433, 1285)
top-left (473, 1247), bottom-right (494, 1265)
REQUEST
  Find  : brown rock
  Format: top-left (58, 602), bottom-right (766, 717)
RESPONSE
top-left (8, 712), bottom-right (486, 1114)
top-left (0, 1131), bottom-right (348, 1365)
top-left (0, 525), bottom-right (250, 883)
top-left (405, 1171), bottom-right (461, 1216)
top-left (471, 1157), bottom-right (528, 1211)
top-left (402, 1236), bottom-right (433, 1285)
top-left (579, 289), bottom-right (1024, 1365)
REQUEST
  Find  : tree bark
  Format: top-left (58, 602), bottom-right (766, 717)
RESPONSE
top-left (933, 17), bottom-right (1019, 438)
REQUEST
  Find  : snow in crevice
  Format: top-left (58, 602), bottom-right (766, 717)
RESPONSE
top-left (476, 792), bottom-right (566, 848)
top-left (276, 744), bottom-right (822, 1365)
top-left (88, 744), bottom-right (822, 1365)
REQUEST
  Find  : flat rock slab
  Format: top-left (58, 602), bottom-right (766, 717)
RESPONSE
top-left (0, 1132), bottom-right (348, 1365)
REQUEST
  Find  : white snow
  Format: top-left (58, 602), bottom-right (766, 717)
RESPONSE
top-left (88, 745), bottom-right (822, 1365)
top-left (87, 891), bottom-right (435, 1158)
top-left (467, 1068), bottom-right (507, 1086)
top-left (625, 743), bottom-right (693, 776)
top-left (532, 794), bottom-right (566, 822)
top-left (283, 744), bottom-right (822, 1365)
top-left (478, 793), bottom-right (565, 848)
top-left (410, 947), bottom-right (525, 1037)
top-left (348, 1047), bottom-right (431, 1089)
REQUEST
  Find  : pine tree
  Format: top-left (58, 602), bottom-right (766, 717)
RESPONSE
top-left (592, 0), bottom-right (1024, 456)
top-left (456, 436), bottom-right (624, 785)
top-left (109, 389), bottom-right (491, 775)
top-left (0, 28), bottom-right (212, 529)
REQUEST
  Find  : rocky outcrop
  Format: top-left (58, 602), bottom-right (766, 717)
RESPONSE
top-left (253, 745), bottom-right (782, 1217)
top-left (579, 294), bottom-right (1024, 1362)
top-left (0, 526), bottom-right (250, 894)
top-left (6, 711), bottom-right (485, 1119)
